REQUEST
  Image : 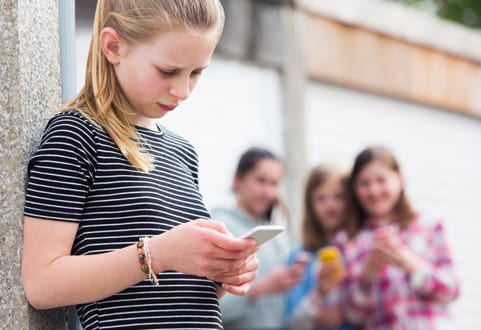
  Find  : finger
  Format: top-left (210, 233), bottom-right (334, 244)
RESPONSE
top-left (205, 230), bottom-right (259, 254)
top-left (211, 254), bottom-right (259, 278)
top-left (222, 282), bottom-right (252, 296)
top-left (210, 269), bottom-right (258, 287)
top-left (192, 219), bottom-right (232, 235)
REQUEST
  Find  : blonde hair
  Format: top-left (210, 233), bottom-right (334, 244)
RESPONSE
top-left (62, 0), bottom-right (225, 172)
top-left (301, 163), bottom-right (349, 250)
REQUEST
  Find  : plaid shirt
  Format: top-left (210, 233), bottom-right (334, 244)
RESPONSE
top-left (339, 214), bottom-right (460, 330)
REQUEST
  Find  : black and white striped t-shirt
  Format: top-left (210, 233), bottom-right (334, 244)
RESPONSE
top-left (24, 110), bottom-right (222, 329)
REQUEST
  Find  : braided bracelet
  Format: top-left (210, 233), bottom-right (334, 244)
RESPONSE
top-left (137, 237), bottom-right (159, 285)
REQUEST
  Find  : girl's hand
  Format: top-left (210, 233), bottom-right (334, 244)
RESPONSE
top-left (373, 227), bottom-right (419, 274)
top-left (248, 263), bottom-right (306, 300)
top-left (317, 262), bottom-right (344, 296)
top-left (210, 253), bottom-right (259, 296)
top-left (314, 305), bottom-right (342, 329)
top-left (150, 219), bottom-right (259, 280)
top-left (360, 250), bottom-right (386, 286)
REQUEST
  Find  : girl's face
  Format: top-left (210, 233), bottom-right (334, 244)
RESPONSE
top-left (235, 159), bottom-right (284, 220)
top-left (104, 28), bottom-right (219, 129)
top-left (311, 177), bottom-right (345, 232)
top-left (354, 160), bottom-right (403, 221)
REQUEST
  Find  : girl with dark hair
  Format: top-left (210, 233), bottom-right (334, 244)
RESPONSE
top-left (341, 146), bottom-right (460, 329)
top-left (211, 146), bottom-right (305, 329)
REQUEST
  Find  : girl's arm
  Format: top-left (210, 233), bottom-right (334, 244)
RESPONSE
top-left (22, 217), bottom-right (258, 309)
top-left (342, 256), bottom-right (381, 325)
top-left (404, 222), bottom-right (460, 303)
top-left (341, 237), bottom-right (384, 325)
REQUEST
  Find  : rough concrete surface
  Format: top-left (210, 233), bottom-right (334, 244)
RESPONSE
top-left (1, 0), bottom-right (66, 328)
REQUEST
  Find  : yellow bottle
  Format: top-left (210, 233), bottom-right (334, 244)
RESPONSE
top-left (317, 246), bottom-right (345, 280)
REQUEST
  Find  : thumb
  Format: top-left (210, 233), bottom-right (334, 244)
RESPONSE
top-left (192, 218), bottom-right (232, 236)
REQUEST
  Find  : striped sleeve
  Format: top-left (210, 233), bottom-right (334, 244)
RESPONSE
top-left (24, 113), bottom-right (97, 222)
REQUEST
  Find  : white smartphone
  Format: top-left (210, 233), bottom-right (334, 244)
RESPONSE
top-left (241, 225), bottom-right (285, 245)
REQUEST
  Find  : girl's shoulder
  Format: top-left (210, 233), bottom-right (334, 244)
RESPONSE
top-left (43, 109), bottom-right (103, 141)
top-left (40, 109), bottom-right (106, 147)
top-left (48, 109), bottom-right (98, 129)
top-left (158, 125), bottom-right (194, 148)
top-left (157, 124), bottom-right (198, 159)
top-left (409, 212), bottom-right (446, 233)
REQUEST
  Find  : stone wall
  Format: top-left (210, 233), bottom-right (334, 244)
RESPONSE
top-left (0, 0), bottom-right (66, 328)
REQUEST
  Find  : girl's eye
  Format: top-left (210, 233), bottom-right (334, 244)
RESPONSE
top-left (159, 69), bottom-right (178, 76)
top-left (191, 70), bottom-right (203, 77)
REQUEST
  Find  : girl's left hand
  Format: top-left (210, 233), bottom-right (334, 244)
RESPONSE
top-left (208, 253), bottom-right (259, 296)
top-left (314, 305), bottom-right (342, 329)
top-left (373, 228), bottom-right (419, 274)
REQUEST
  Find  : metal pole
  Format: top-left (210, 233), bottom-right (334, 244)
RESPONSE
top-left (59, 0), bottom-right (77, 103)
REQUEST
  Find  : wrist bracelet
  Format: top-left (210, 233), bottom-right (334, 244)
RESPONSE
top-left (137, 237), bottom-right (159, 286)
top-left (137, 237), bottom-right (149, 275)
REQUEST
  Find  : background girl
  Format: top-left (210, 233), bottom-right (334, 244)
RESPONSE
top-left (211, 146), bottom-right (305, 329)
top-left (21, 1), bottom-right (258, 329)
top-left (285, 163), bottom-right (358, 330)
top-left (341, 145), bottom-right (460, 329)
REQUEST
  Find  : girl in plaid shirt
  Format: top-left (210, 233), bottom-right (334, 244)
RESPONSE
top-left (340, 146), bottom-right (460, 330)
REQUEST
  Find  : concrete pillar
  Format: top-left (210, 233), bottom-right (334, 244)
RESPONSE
top-left (280, 6), bottom-right (307, 240)
top-left (0, 0), bottom-right (66, 328)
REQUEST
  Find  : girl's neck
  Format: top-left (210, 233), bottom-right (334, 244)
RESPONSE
top-left (324, 229), bottom-right (335, 242)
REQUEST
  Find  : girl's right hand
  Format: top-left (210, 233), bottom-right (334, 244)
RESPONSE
top-left (248, 263), bottom-right (306, 300)
top-left (317, 262), bottom-right (344, 296)
top-left (150, 219), bottom-right (259, 281)
top-left (314, 305), bottom-right (342, 329)
top-left (360, 250), bottom-right (386, 286)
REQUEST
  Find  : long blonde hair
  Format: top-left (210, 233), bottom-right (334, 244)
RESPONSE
top-left (301, 164), bottom-right (348, 250)
top-left (62, 0), bottom-right (225, 172)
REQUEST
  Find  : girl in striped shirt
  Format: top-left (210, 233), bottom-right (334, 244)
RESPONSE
top-left (21, 1), bottom-right (258, 329)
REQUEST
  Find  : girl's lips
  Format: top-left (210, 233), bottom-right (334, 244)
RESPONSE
top-left (158, 103), bottom-right (178, 111)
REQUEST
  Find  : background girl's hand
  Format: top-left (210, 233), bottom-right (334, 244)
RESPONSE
top-left (150, 219), bottom-right (258, 279)
top-left (317, 262), bottom-right (344, 296)
top-left (373, 227), bottom-right (419, 274)
top-left (360, 250), bottom-right (386, 285)
top-left (314, 305), bottom-right (342, 329)
top-left (248, 263), bottom-right (306, 300)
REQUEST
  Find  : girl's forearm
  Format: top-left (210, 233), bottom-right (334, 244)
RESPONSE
top-left (23, 244), bottom-right (148, 309)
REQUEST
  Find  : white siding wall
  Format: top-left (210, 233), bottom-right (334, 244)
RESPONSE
top-left (305, 82), bottom-right (481, 329)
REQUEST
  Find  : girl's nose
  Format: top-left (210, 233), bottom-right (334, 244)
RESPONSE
top-left (169, 77), bottom-right (191, 100)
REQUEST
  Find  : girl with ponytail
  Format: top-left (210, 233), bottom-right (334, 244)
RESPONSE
top-left (22, 1), bottom-right (259, 329)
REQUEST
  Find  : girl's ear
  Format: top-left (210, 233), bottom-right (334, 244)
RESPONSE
top-left (100, 27), bottom-right (122, 65)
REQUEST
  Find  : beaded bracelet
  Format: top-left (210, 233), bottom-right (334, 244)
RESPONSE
top-left (137, 237), bottom-right (149, 275)
top-left (137, 237), bottom-right (159, 286)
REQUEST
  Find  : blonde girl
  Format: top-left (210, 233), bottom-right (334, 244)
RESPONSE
top-left (22, 1), bottom-right (258, 329)
top-left (286, 164), bottom-right (358, 330)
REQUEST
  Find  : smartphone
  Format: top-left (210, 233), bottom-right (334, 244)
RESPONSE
top-left (241, 225), bottom-right (285, 245)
